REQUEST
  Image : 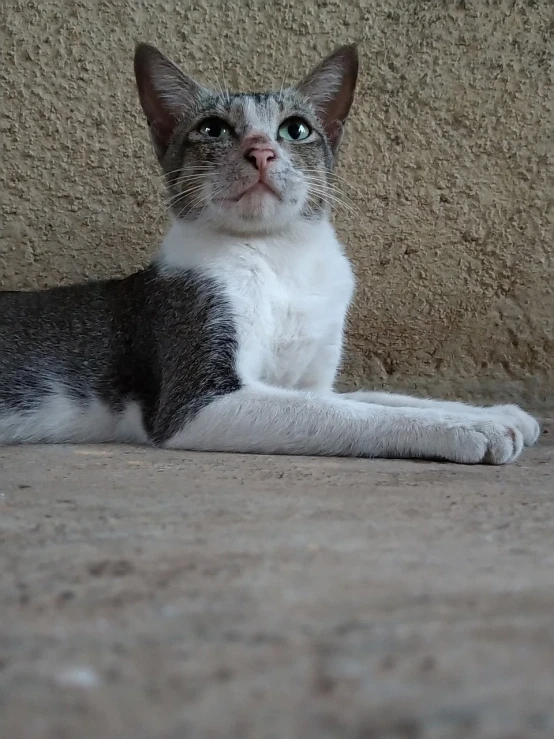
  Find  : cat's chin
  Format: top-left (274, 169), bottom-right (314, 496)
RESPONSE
top-left (206, 197), bottom-right (304, 235)
top-left (214, 186), bottom-right (280, 213)
top-left (228, 182), bottom-right (281, 203)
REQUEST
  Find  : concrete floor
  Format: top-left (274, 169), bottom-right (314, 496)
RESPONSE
top-left (0, 417), bottom-right (553, 739)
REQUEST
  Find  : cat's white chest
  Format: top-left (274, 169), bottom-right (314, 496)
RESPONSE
top-left (241, 263), bottom-right (333, 386)
top-left (158, 219), bottom-right (354, 389)
top-left (223, 241), bottom-right (353, 388)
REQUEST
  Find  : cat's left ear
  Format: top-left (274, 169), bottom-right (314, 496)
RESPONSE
top-left (134, 43), bottom-right (207, 161)
top-left (297, 45), bottom-right (359, 154)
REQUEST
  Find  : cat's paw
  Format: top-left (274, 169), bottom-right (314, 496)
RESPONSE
top-left (485, 404), bottom-right (540, 446)
top-left (440, 417), bottom-right (524, 465)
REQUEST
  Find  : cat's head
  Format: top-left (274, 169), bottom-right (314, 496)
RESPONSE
top-left (134, 44), bottom-right (358, 235)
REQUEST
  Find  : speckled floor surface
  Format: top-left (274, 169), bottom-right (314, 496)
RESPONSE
top-left (1, 418), bottom-right (553, 739)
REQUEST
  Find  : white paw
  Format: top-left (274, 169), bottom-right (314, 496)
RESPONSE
top-left (439, 417), bottom-right (524, 465)
top-left (482, 404), bottom-right (540, 446)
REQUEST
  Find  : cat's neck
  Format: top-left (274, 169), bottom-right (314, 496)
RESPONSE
top-left (156, 216), bottom-right (342, 274)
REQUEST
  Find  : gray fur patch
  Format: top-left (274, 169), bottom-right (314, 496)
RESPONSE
top-left (0, 268), bottom-right (241, 444)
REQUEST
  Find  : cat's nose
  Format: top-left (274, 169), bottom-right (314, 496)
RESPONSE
top-left (245, 146), bottom-right (277, 172)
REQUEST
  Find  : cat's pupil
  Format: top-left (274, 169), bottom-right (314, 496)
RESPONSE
top-left (205, 120), bottom-right (222, 137)
top-left (288, 122), bottom-right (302, 140)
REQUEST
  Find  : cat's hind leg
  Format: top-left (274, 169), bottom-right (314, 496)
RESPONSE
top-left (0, 385), bottom-right (117, 444)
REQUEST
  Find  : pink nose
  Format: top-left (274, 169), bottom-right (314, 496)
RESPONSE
top-left (245, 146), bottom-right (277, 172)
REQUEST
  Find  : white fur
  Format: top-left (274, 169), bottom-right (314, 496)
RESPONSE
top-left (160, 216), bottom-right (540, 464)
top-left (342, 391), bottom-right (540, 445)
top-left (166, 383), bottom-right (524, 464)
top-left (0, 385), bottom-right (147, 445)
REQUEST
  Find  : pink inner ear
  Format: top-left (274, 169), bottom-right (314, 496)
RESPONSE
top-left (138, 70), bottom-right (180, 152)
top-left (323, 120), bottom-right (343, 147)
top-left (135, 45), bottom-right (194, 157)
top-left (150, 116), bottom-right (177, 149)
top-left (328, 83), bottom-right (355, 127)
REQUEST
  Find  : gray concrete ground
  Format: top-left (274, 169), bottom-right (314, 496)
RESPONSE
top-left (0, 417), bottom-right (553, 739)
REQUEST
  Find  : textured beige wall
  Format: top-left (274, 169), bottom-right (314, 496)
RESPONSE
top-left (1, 0), bottom-right (552, 406)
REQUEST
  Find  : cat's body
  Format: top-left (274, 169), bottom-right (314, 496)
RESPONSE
top-left (0, 43), bottom-right (540, 462)
top-left (0, 218), bottom-right (348, 446)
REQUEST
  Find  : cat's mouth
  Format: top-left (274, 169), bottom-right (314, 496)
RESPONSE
top-left (227, 181), bottom-right (281, 203)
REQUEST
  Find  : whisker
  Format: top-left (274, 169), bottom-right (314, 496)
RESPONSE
top-left (304, 183), bottom-right (362, 220)
top-left (219, 58), bottom-right (231, 104)
top-left (302, 168), bottom-right (365, 200)
top-left (163, 186), bottom-right (206, 210)
top-left (150, 184), bottom-right (207, 226)
top-left (302, 166), bottom-right (363, 186)
top-left (306, 195), bottom-right (361, 224)
top-left (278, 65), bottom-right (290, 99)
top-left (166, 168), bottom-right (217, 180)
top-left (163, 164), bottom-right (219, 176)
top-left (163, 168), bottom-right (218, 184)
top-left (303, 175), bottom-right (360, 211)
top-left (165, 175), bottom-right (214, 191)
top-left (306, 187), bottom-right (355, 209)
top-left (180, 190), bottom-right (209, 216)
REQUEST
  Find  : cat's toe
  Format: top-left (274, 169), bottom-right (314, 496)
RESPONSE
top-left (447, 419), bottom-right (523, 464)
top-left (479, 421), bottom-right (524, 464)
top-left (489, 404), bottom-right (541, 446)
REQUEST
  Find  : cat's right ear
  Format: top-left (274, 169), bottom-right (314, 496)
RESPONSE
top-left (134, 44), bottom-right (205, 160)
top-left (297, 45), bottom-right (359, 155)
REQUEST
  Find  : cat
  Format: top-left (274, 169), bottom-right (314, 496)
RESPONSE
top-left (0, 43), bottom-right (540, 463)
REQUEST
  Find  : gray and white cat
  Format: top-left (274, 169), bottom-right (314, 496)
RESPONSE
top-left (0, 44), bottom-right (540, 462)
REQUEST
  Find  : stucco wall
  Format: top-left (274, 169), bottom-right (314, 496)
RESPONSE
top-left (1, 0), bottom-right (552, 407)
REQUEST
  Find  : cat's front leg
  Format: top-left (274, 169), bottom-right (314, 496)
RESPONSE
top-left (340, 391), bottom-right (541, 447)
top-left (163, 384), bottom-right (524, 464)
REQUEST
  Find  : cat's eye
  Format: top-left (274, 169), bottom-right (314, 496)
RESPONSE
top-left (278, 118), bottom-right (312, 142)
top-left (197, 118), bottom-right (230, 139)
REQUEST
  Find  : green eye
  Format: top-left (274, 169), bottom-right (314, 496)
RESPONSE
top-left (198, 118), bottom-right (230, 139)
top-left (278, 118), bottom-right (312, 142)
